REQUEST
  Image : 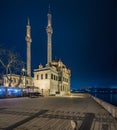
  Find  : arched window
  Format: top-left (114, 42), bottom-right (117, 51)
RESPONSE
top-left (41, 74), bottom-right (43, 79)
top-left (54, 75), bottom-right (56, 80)
top-left (37, 74), bottom-right (39, 80)
top-left (45, 73), bottom-right (48, 79)
top-left (51, 74), bottom-right (53, 79)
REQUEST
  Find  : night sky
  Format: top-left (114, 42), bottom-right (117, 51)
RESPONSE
top-left (0, 0), bottom-right (116, 88)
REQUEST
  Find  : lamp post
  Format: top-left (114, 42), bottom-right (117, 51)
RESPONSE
top-left (22, 67), bottom-right (27, 88)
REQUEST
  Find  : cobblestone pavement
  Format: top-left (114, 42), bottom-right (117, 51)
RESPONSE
top-left (0, 94), bottom-right (117, 130)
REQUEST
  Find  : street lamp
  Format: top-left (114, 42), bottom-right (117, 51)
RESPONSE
top-left (22, 67), bottom-right (27, 75)
top-left (22, 67), bottom-right (27, 88)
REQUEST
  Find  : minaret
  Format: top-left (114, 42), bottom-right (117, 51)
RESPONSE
top-left (25, 18), bottom-right (32, 76)
top-left (46, 5), bottom-right (53, 65)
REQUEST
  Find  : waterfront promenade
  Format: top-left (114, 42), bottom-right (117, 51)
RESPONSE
top-left (0, 94), bottom-right (117, 130)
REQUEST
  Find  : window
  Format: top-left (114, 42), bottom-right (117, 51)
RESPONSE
top-left (51, 74), bottom-right (53, 79)
top-left (26, 80), bottom-right (28, 84)
top-left (37, 74), bottom-right (39, 80)
top-left (67, 79), bottom-right (69, 82)
top-left (45, 73), bottom-right (48, 79)
top-left (54, 75), bottom-right (56, 80)
top-left (59, 76), bottom-right (61, 81)
top-left (41, 74), bottom-right (43, 79)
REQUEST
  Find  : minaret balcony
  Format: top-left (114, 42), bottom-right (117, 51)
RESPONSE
top-left (46, 27), bottom-right (53, 34)
top-left (25, 36), bottom-right (32, 43)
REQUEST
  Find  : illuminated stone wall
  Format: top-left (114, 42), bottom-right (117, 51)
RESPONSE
top-left (34, 60), bottom-right (71, 96)
top-left (34, 66), bottom-right (58, 95)
top-left (3, 74), bottom-right (33, 88)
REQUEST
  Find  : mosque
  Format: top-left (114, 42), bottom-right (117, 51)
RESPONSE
top-left (3, 8), bottom-right (71, 96)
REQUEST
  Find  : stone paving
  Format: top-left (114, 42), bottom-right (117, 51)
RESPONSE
top-left (0, 94), bottom-right (117, 130)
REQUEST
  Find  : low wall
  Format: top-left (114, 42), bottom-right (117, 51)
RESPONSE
top-left (91, 96), bottom-right (117, 119)
top-left (71, 93), bottom-right (90, 98)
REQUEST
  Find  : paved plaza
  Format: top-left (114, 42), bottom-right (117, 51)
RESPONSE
top-left (0, 94), bottom-right (117, 130)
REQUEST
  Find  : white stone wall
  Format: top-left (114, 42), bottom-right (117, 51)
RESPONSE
top-left (34, 69), bottom-right (51, 95)
top-left (50, 79), bottom-right (58, 95)
top-left (34, 63), bottom-right (71, 96)
top-left (60, 71), bottom-right (71, 95)
top-left (34, 67), bottom-right (59, 95)
top-left (3, 75), bottom-right (33, 88)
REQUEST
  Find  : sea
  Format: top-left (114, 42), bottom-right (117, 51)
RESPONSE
top-left (90, 92), bottom-right (117, 107)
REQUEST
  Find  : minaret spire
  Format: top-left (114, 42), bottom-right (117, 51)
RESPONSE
top-left (25, 18), bottom-right (32, 76)
top-left (46, 5), bottom-right (53, 65)
top-left (48, 4), bottom-right (51, 13)
top-left (28, 18), bottom-right (30, 25)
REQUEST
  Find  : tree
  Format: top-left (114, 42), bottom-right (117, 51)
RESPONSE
top-left (0, 48), bottom-right (25, 87)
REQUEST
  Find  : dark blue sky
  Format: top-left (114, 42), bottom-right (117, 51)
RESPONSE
top-left (0, 0), bottom-right (116, 88)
